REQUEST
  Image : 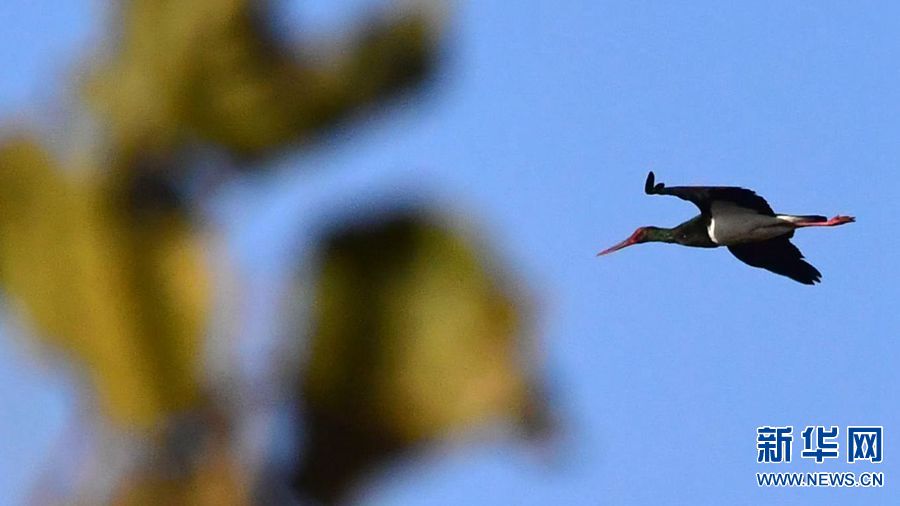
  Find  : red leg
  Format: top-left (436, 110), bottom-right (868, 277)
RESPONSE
top-left (795, 215), bottom-right (855, 228)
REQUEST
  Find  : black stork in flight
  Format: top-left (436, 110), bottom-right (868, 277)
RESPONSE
top-left (597, 172), bottom-right (855, 284)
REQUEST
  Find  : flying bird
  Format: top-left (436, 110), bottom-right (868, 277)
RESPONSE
top-left (597, 172), bottom-right (855, 284)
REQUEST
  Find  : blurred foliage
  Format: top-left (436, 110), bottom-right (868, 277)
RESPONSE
top-left (85, 0), bottom-right (438, 159)
top-left (0, 0), bottom-right (550, 504)
top-left (297, 213), bottom-right (545, 503)
top-left (0, 138), bottom-right (209, 428)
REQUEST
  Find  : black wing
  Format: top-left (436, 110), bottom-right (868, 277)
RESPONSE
top-left (727, 236), bottom-right (822, 285)
top-left (644, 171), bottom-right (775, 216)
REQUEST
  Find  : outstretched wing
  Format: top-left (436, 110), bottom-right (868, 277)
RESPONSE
top-left (644, 171), bottom-right (775, 216)
top-left (727, 236), bottom-right (822, 285)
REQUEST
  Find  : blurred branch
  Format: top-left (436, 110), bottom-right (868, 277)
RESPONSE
top-left (110, 408), bottom-right (250, 506)
top-left (0, 0), bottom-right (443, 432)
top-left (0, 1), bottom-right (553, 504)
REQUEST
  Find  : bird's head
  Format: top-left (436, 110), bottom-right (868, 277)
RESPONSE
top-left (596, 226), bottom-right (675, 256)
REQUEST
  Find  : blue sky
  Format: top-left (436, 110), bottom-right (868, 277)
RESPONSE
top-left (2, 1), bottom-right (899, 504)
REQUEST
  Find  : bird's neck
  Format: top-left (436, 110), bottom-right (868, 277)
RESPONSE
top-left (643, 227), bottom-right (677, 243)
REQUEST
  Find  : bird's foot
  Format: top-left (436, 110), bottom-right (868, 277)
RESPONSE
top-left (794, 215), bottom-right (855, 228)
top-left (825, 215), bottom-right (855, 226)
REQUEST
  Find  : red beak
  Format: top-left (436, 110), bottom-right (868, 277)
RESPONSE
top-left (596, 230), bottom-right (642, 256)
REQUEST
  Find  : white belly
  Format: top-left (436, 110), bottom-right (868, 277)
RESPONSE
top-left (707, 201), bottom-right (794, 245)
